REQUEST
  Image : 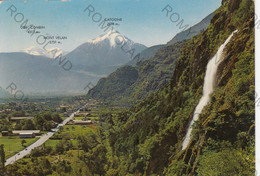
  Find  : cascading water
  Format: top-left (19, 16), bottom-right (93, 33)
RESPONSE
top-left (181, 30), bottom-right (238, 150)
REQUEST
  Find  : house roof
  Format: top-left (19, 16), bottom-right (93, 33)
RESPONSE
top-left (13, 130), bottom-right (40, 134)
top-left (19, 133), bottom-right (35, 135)
top-left (73, 120), bottom-right (92, 124)
top-left (11, 117), bottom-right (34, 120)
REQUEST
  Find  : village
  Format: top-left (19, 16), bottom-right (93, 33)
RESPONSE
top-left (0, 97), bottom-right (100, 160)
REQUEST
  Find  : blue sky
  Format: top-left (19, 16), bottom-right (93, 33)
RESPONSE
top-left (0, 0), bottom-right (221, 53)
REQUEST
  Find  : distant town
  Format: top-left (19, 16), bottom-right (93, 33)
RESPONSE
top-left (0, 96), bottom-right (103, 162)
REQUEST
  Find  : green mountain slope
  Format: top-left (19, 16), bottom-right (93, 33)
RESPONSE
top-left (89, 41), bottom-right (185, 105)
top-left (96, 0), bottom-right (255, 175)
top-left (89, 66), bottom-right (139, 101)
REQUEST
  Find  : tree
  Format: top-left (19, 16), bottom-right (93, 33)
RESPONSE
top-left (44, 121), bottom-right (53, 131)
top-left (43, 112), bottom-right (52, 121)
top-left (52, 113), bottom-right (62, 123)
top-left (31, 148), bottom-right (44, 157)
top-left (21, 140), bottom-right (27, 147)
top-left (12, 111), bottom-right (25, 117)
top-left (22, 119), bottom-right (36, 130)
top-left (45, 146), bottom-right (53, 154)
top-left (196, 148), bottom-right (254, 175)
top-left (0, 144), bottom-right (5, 168)
top-left (55, 142), bottom-right (65, 154)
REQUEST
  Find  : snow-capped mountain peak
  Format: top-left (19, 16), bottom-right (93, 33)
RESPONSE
top-left (22, 46), bottom-right (48, 56)
top-left (88, 30), bottom-right (131, 47)
top-left (22, 46), bottom-right (67, 58)
top-left (64, 29), bottom-right (147, 75)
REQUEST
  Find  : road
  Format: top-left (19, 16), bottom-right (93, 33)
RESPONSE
top-left (5, 110), bottom-right (79, 166)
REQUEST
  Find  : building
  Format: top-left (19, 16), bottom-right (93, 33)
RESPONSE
top-left (12, 130), bottom-right (41, 137)
top-left (71, 120), bottom-right (92, 125)
top-left (19, 133), bottom-right (35, 138)
top-left (74, 112), bottom-right (90, 117)
top-left (1, 131), bottom-right (9, 136)
top-left (10, 117), bottom-right (34, 121)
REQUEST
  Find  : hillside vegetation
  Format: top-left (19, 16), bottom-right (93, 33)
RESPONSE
top-left (90, 0), bottom-right (255, 175)
top-left (89, 41), bottom-right (185, 105)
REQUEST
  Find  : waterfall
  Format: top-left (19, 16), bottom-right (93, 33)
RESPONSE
top-left (181, 30), bottom-right (238, 150)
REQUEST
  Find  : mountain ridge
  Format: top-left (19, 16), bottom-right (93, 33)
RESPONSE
top-left (88, 11), bottom-right (215, 104)
top-left (129, 12), bottom-right (215, 66)
top-left (65, 30), bottom-right (147, 75)
top-left (0, 30), bottom-right (147, 95)
top-left (22, 46), bottom-right (68, 58)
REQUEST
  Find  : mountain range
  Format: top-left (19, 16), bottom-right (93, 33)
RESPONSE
top-left (0, 30), bottom-right (146, 95)
top-left (22, 46), bottom-right (68, 58)
top-left (87, 12), bottom-right (215, 104)
top-left (0, 11), bottom-right (213, 96)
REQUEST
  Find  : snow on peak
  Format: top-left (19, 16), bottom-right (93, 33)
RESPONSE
top-left (23, 46), bottom-right (48, 56)
top-left (22, 46), bottom-right (67, 58)
top-left (88, 30), bottom-right (132, 47)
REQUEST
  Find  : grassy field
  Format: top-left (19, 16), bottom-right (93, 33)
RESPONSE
top-left (45, 139), bottom-right (78, 148)
top-left (74, 116), bottom-right (99, 120)
top-left (45, 139), bottom-right (61, 148)
top-left (0, 125), bottom-right (95, 159)
top-left (53, 125), bottom-right (95, 139)
top-left (0, 136), bottom-right (39, 158)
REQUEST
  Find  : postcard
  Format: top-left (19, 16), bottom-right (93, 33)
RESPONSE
top-left (0, 0), bottom-right (256, 175)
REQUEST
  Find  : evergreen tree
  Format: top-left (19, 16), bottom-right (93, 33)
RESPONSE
top-left (0, 144), bottom-right (5, 168)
